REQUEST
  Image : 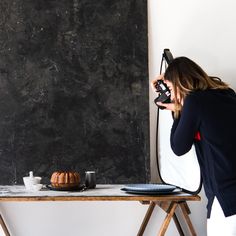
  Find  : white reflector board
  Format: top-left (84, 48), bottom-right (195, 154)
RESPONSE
top-left (157, 109), bottom-right (201, 193)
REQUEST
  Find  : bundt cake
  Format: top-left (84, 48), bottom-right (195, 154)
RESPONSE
top-left (50, 171), bottom-right (80, 188)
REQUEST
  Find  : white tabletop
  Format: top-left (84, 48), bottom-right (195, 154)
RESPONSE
top-left (0, 184), bottom-right (200, 202)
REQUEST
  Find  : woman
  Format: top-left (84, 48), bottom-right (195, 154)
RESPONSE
top-left (151, 57), bottom-right (236, 235)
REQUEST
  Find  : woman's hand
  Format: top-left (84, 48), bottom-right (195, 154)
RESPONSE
top-left (155, 101), bottom-right (176, 111)
top-left (151, 74), bottom-right (182, 112)
top-left (156, 99), bottom-right (183, 113)
top-left (151, 74), bottom-right (164, 93)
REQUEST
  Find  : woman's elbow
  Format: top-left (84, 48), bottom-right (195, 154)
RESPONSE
top-left (171, 143), bottom-right (191, 156)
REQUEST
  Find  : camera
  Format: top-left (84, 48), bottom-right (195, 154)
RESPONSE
top-left (154, 49), bottom-right (173, 109)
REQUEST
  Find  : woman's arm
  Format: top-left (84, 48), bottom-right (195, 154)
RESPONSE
top-left (170, 94), bottom-right (201, 156)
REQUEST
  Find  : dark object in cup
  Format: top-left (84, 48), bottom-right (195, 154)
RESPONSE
top-left (85, 171), bottom-right (96, 189)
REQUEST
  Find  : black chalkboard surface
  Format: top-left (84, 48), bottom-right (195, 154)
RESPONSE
top-left (0, 0), bottom-right (149, 185)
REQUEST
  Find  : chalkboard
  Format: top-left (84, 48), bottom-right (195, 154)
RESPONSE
top-left (0, 0), bottom-right (149, 185)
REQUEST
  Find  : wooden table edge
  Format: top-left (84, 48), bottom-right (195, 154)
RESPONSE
top-left (0, 195), bottom-right (201, 202)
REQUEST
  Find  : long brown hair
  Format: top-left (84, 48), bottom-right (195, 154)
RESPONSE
top-left (164, 57), bottom-right (229, 118)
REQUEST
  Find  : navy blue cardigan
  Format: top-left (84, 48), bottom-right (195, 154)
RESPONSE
top-left (170, 88), bottom-right (236, 218)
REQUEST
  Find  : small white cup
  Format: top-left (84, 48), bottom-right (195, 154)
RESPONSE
top-left (23, 176), bottom-right (42, 191)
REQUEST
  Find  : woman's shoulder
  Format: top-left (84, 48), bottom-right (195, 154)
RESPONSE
top-left (186, 90), bottom-right (209, 101)
top-left (227, 87), bottom-right (236, 95)
top-left (186, 88), bottom-right (236, 106)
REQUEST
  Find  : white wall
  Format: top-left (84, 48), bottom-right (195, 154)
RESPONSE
top-left (1, 1), bottom-right (236, 235)
top-left (148, 0), bottom-right (236, 89)
top-left (148, 0), bottom-right (236, 236)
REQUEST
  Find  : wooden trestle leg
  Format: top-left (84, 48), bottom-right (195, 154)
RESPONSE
top-left (138, 201), bottom-right (197, 236)
top-left (0, 214), bottom-right (10, 236)
top-left (137, 201), bottom-right (156, 236)
top-left (179, 202), bottom-right (197, 236)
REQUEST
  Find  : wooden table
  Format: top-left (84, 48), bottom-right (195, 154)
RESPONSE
top-left (0, 185), bottom-right (200, 236)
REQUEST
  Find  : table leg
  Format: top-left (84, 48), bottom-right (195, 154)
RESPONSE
top-left (173, 213), bottom-right (185, 236)
top-left (0, 214), bottom-right (10, 236)
top-left (158, 202), bottom-right (178, 236)
top-left (138, 201), bottom-right (197, 236)
top-left (179, 202), bottom-right (197, 236)
top-left (157, 201), bottom-right (184, 236)
top-left (137, 201), bottom-right (156, 236)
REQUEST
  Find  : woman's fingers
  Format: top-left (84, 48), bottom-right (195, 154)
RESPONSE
top-left (151, 74), bottom-right (165, 92)
top-left (155, 102), bottom-right (176, 111)
top-left (151, 81), bottom-right (157, 92)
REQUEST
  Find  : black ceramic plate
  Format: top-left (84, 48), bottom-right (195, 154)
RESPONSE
top-left (46, 184), bottom-right (86, 191)
top-left (121, 184), bottom-right (178, 195)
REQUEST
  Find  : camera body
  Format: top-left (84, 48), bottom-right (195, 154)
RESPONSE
top-left (154, 80), bottom-right (171, 104)
top-left (154, 49), bottom-right (173, 109)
